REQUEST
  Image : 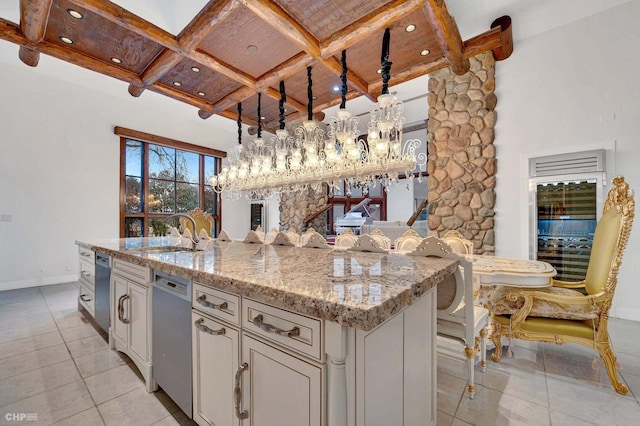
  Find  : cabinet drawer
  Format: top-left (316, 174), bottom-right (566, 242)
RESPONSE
top-left (79, 258), bottom-right (95, 288)
top-left (78, 282), bottom-right (95, 317)
top-left (193, 283), bottom-right (240, 327)
top-left (78, 247), bottom-right (95, 263)
top-left (242, 299), bottom-right (323, 361)
top-left (112, 258), bottom-right (151, 285)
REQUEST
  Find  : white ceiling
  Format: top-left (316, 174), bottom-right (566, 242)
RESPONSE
top-left (0, 0), bottom-right (633, 137)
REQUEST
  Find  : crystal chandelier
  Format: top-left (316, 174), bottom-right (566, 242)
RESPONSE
top-left (211, 28), bottom-right (425, 199)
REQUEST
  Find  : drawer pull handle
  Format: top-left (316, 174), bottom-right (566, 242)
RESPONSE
top-left (194, 318), bottom-right (226, 336)
top-left (251, 314), bottom-right (300, 338)
top-left (197, 295), bottom-right (228, 311)
top-left (80, 252), bottom-right (91, 257)
top-left (79, 294), bottom-right (92, 302)
top-left (234, 363), bottom-right (249, 420)
top-left (80, 271), bottom-right (91, 277)
top-left (117, 294), bottom-right (130, 324)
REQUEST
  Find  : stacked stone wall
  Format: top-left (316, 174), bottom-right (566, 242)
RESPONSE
top-left (427, 53), bottom-right (497, 255)
top-left (278, 187), bottom-right (328, 236)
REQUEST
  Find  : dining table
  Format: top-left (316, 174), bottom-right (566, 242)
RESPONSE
top-left (464, 255), bottom-right (557, 305)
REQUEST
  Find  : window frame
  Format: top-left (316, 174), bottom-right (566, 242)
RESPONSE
top-left (116, 126), bottom-right (226, 238)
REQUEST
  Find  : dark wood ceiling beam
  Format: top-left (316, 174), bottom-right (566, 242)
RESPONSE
top-left (179, 0), bottom-right (240, 50)
top-left (422, 0), bottom-right (469, 75)
top-left (462, 27), bottom-right (501, 58)
top-left (241, 0), bottom-right (374, 101)
top-left (319, 0), bottom-right (424, 58)
top-left (489, 16), bottom-right (513, 61)
top-left (311, 90), bottom-right (360, 114)
top-left (1, 17), bottom-right (142, 84)
top-left (256, 52), bottom-right (315, 90)
top-left (263, 86), bottom-right (324, 122)
top-left (126, 0), bottom-right (242, 97)
top-left (148, 83), bottom-right (257, 127)
top-left (240, 0), bottom-right (320, 57)
top-left (18, 0), bottom-right (53, 67)
top-left (322, 56), bottom-right (371, 99)
top-left (212, 86), bottom-right (255, 112)
top-left (190, 50), bottom-right (257, 88)
top-left (67, 0), bottom-right (180, 50)
top-left (369, 56), bottom-right (448, 97)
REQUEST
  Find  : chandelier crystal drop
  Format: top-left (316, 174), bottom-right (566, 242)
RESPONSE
top-left (211, 28), bottom-right (425, 200)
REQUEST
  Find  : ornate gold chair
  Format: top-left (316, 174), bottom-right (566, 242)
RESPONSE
top-left (179, 208), bottom-right (215, 238)
top-left (487, 177), bottom-right (635, 394)
top-left (410, 237), bottom-right (489, 399)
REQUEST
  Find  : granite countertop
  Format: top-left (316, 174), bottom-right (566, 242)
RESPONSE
top-left (77, 237), bottom-right (457, 331)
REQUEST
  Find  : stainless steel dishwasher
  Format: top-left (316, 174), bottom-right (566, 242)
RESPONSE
top-left (94, 253), bottom-right (111, 334)
top-left (152, 271), bottom-right (192, 418)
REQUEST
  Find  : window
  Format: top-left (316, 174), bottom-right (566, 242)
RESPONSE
top-left (116, 127), bottom-right (225, 238)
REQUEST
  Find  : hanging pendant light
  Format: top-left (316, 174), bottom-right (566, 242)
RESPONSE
top-left (211, 27), bottom-right (425, 199)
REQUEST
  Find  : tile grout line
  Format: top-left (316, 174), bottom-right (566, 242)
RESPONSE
top-left (39, 283), bottom-right (110, 426)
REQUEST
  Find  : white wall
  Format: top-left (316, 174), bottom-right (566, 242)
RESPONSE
top-left (494, 0), bottom-right (640, 320)
top-left (0, 43), bottom-right (247, 290)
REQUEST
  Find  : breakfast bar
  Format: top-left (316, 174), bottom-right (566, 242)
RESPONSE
top-left (77, 237), bottom-right (458, 426)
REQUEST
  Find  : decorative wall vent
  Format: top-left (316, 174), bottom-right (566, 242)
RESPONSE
top-left (529, 149), bottom-right (605, 178)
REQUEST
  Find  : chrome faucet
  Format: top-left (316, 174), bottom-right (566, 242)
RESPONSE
top-left (163, 214), bottom-right (200, 250)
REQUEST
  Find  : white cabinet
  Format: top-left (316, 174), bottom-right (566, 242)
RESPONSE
top-left (192, 284), bottom-right (324, 426)
top-left (192, 283), bottom-right (436, 426)
top-left (110, 259), bottom-right (154, 392)
top-left (192, 312), bottom-right (240, 426)
top-left (241, 333), bottom-right (323, 426)
top-left (77, 247), bottom-right (95, 316)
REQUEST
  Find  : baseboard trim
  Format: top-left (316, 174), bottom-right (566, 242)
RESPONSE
top-left (0, 274), bottom-right (78, 292)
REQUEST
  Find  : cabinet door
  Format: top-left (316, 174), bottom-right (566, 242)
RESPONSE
top-left (112, 275), bottom-right (129, 347)
top-left (242, 334), bottom-right (323, 426)
top-left (128, 281), bottom-right (148, 363)
top-left (192, 312), bottom-right (240, 426)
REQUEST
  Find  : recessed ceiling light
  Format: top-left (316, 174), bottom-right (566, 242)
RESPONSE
top-left (110, 57), bottom-right (122, 64)
top-left (376, 68), bottom-right (382, 74)
top-left (191, 66), bottom-right (200, 73)
top-left (405, 24), bottom-right (416, 32)
top-left (332, 85), bottom-right (340, 92)
top-left (59, 36), bottom-right (74, 44)
top-left (67, 9), bottom-right (83, 19)
top-left (197, 91), bottom-right (206, 97)
top-left (420, 49), bottom-right (430, 56)
top-left (173, 81), bottom-right (182, 87)
top-left (247, 45), bottom-right (258, 53)
top-left (260, 116), bottom-right (265, 120)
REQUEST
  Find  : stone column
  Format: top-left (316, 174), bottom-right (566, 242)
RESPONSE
top-left (278, 186), bottom-right (328, 236)
top-left (427, 53), bottom-right (497, 255)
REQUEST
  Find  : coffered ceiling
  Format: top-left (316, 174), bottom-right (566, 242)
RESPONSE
top-left (0, 0), bottom-right (512, 130)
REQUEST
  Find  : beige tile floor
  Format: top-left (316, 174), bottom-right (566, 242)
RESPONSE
top-left (1, 282), bottom-right (640, 425)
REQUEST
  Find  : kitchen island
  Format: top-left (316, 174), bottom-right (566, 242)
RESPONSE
top-left (77, 237), bottom-right (458, 426)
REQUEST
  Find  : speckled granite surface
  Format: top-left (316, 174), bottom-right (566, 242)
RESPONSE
top-left (76, 237), bottom-right (457, 331)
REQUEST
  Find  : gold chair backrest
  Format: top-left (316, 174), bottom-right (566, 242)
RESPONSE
top-left (180, 208), bottom-right (214, 238)
top-left (584, 177), bottom-right (634, 295)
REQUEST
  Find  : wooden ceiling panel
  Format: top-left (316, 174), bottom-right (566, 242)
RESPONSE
top-left (233, 92), bottom-right (281, 126)
top-left (343, 10), bottom-right (443, 86)
top-left (158, 58), bottom-right (244, 105)
top-left (198, 5), bottom-right (302, 79)
top-left (44, 0), bottom-right (163, 75)
top-left (275, 63), bottom-right (348, 114)
top-left (274, 0), bottom-right (390, 42)
top-left (3, 1), bottom-right (512, 122)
